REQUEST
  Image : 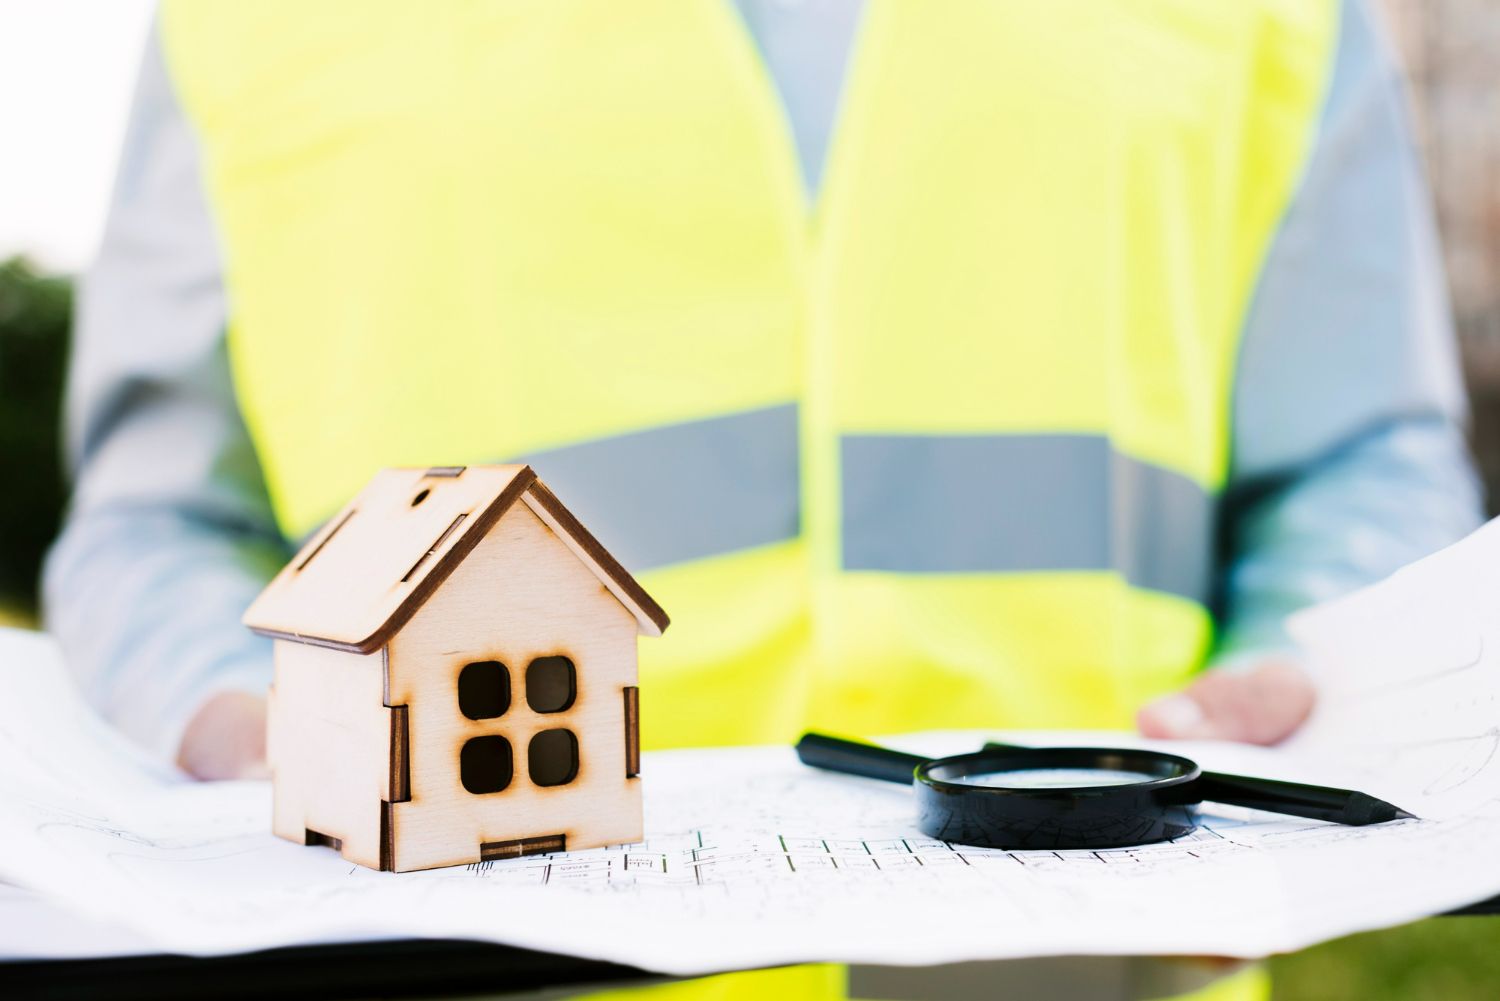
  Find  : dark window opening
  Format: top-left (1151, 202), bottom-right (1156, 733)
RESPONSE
top-left (528, 729), bottom-right (579, 787)
top-left (460, 735), bottom-right (513, 794)
top-left (458, 660), bottom-right (510, 720)
top-left (410, 488), bottom-right (430, 507)
top-left (526, 656), bottom-right (576, 713)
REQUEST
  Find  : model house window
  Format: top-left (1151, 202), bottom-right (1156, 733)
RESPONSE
top-left (457, 655), bottom-right (582, 795)
top-left (525, 656), bottom-right (576, 713)
top-left (528, 729), bottom-right (579, 787)
top-left (460, 735), bottom-right (513, 794)
top-left (458, 660), bottom-right (510, 720)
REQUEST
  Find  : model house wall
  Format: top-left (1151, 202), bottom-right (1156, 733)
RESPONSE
top-left (246, 465), bottom-right (667, 873)
top-left (384, 499), bottom-right (641, 872)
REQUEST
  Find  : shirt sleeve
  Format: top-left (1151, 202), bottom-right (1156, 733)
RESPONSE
top-left (42, 19), bottom-right (291, 761)
top-left (1217, 0), bottom-right (1485, 661)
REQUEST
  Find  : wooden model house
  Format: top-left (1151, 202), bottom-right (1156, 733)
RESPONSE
top-left (243, 465), bottom-right (669, 872)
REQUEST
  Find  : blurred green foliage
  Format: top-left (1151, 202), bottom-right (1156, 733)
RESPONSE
top-left (0, 257), bottom-right (70, 614)
top-left (1272, 916), bottom-right (1500, 1001)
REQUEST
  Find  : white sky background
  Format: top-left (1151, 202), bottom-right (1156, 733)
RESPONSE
top-left (0, 0), bottom-right (155, 273)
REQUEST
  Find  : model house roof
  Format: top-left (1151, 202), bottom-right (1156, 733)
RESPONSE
top-left (243, 465), bottom-right (669, 653)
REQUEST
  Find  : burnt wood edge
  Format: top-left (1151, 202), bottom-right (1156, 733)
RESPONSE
top-left (239, 503), bottom-right (356, 631)
top-left (388, 705), bottom-right (411, 803)
top-left (379, 802), bottom-right (394, 872)
top-left (480, 833), bottom-right (566, 862)
top-left (524, 479), bottom-right (671, 635)
top-left (293, 505), bottom-right (357, 572)
top-left (246, 467), bottom-right (539, 654)
top-left (624, 687), bottom-right (641, 779)
top-left (305, 829), bottom-right (342, 850)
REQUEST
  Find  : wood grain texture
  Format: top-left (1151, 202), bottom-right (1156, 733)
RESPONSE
top-left (383, 502), bottom-right (643, 872)
top-left (520, 483), bottom-right (669, 636)
top-left (267, 641), bottom-right (390, 869)
top-left (244, 466), bottom-right (533, 653)
top-left (244, 466), bottom-right (668, 651)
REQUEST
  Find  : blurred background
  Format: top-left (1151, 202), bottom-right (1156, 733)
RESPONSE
top-left (1384, 0), bottom-right (1500, 525)
top-left (0, 0), bottom-right (150, 624)
top-left (0, 2), bottom-right (1496, 997)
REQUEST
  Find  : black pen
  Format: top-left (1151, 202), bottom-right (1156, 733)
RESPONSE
top-left (984, 741), bottom-right (1414, 826)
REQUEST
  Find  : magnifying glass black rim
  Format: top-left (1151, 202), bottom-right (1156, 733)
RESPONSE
top-left (915, 746), bottom-right (1202, 797)
top-left (911, 746), bottom-right (1204, 850)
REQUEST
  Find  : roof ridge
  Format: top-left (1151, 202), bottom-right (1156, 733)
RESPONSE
top-left (244, 465), bottom-right (667, 653)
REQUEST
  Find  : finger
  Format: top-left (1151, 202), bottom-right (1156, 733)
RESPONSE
top-left (177, 690), bottom-right (269, 781)
top-left (1137, 660), bottom-right (1315, 745)
top-left (234, 760), bottom-right (272, 782)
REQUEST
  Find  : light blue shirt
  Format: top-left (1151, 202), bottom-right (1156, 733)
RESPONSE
top-left (46, 0), bottom-right (1484, 758)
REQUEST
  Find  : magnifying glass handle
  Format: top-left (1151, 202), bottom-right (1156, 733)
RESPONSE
top-left (981, 742), bottom-right (1413, 826)
top-left (796, 733), bottom-right (927, 784)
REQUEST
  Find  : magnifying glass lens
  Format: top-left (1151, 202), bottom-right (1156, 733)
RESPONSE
top-left (953, 767), bottom-right (1160, 790)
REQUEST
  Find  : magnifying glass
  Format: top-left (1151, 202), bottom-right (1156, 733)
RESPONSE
top-left (796, 733), bottom-right (1413, 851)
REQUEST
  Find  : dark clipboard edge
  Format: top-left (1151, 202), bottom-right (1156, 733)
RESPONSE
top-left (0, 937), bottom-right (657, 1001)
top-left (7, 899), bottom-right (1500, 1001)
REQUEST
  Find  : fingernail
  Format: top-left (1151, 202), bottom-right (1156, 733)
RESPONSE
top-left (1143, 694), bottom-right (1206, 736)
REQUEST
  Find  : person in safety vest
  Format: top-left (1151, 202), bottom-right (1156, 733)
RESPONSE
top-left (46, 2), bottom-right (1480, 998)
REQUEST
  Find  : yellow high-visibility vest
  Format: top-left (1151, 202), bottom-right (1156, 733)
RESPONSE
top-left (160, 0), bottom-right (1338, 751)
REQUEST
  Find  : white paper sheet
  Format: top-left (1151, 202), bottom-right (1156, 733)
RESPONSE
top-left (5, 521), bottom-right (1500, 975)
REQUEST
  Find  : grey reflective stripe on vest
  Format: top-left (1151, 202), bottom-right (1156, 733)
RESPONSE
top-left (840, 435), bottom-right (1215, 603)
top-left (520, 403), bottom-right (801, 572)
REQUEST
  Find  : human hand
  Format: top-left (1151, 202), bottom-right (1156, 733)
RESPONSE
top-left (176, 690), bottom-right (269, 780)
top-left (1136, 658), bottom-right (1315, 745)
